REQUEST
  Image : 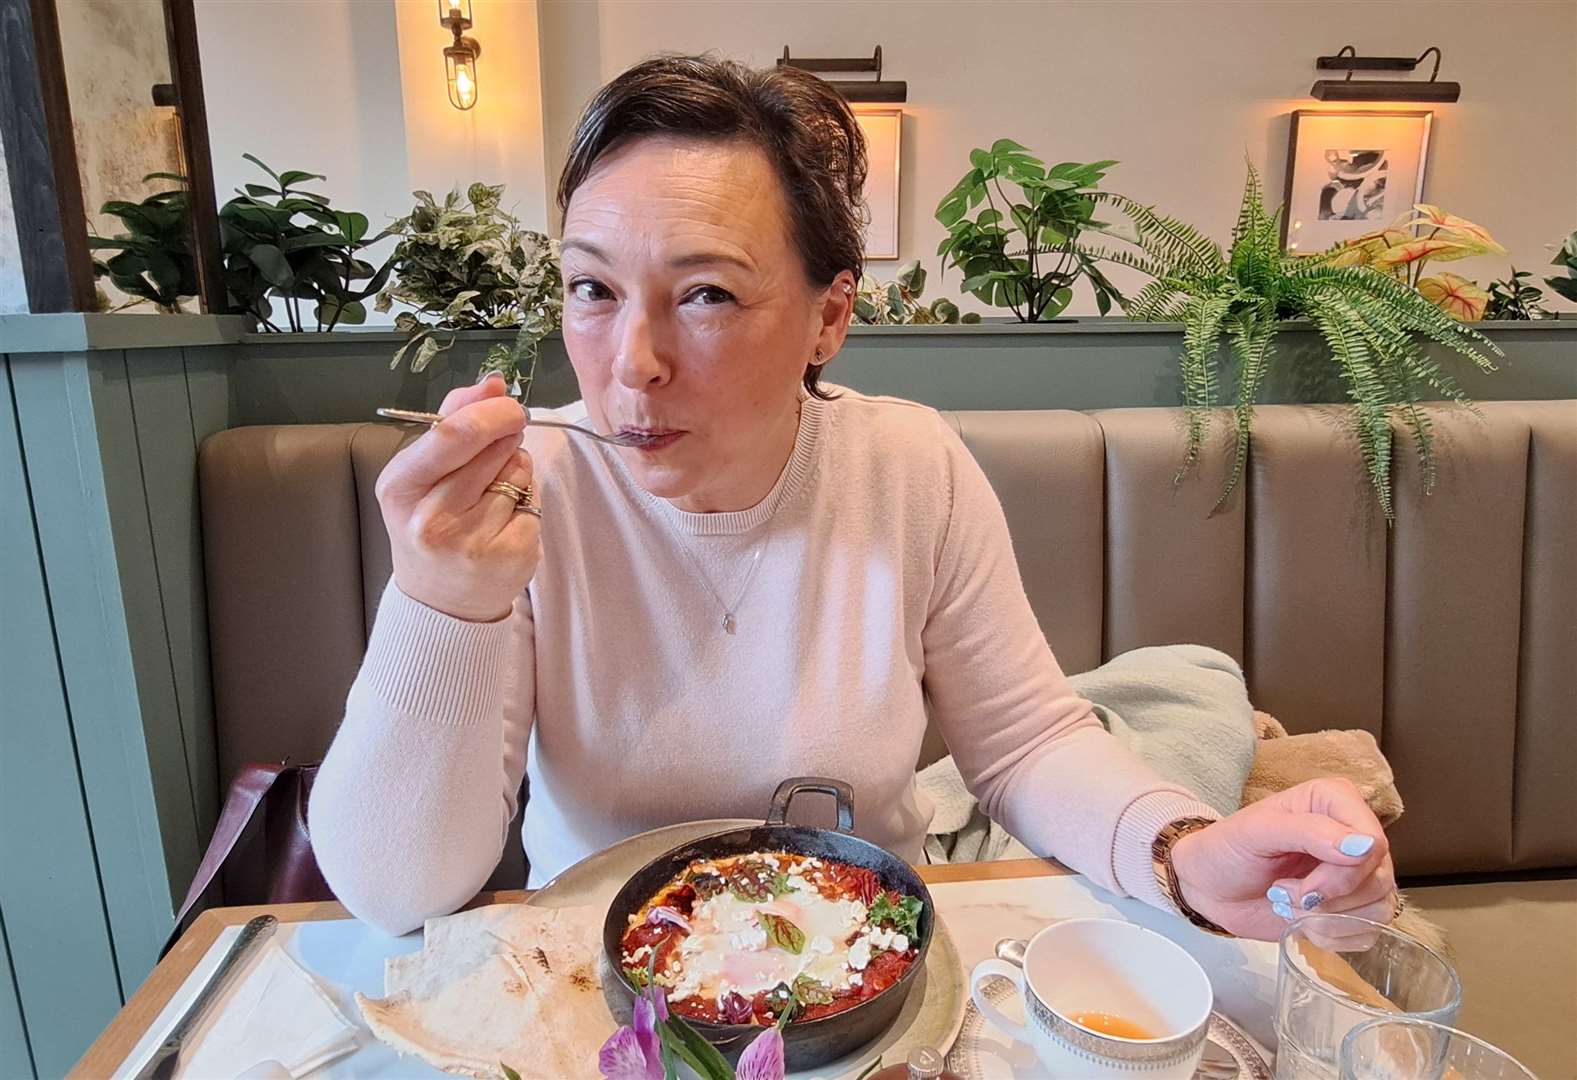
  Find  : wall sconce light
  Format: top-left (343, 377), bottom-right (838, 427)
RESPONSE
top-left (1311, 45), bottom-right (1460, 102)
top-left (439, 0), bottom-right (481, 110)
top-left (778, 46), bottom-right (906, 103)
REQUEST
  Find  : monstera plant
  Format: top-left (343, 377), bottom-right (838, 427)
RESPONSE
top-left (1328, 206), bottom-right (1507, 321)
top-left (935, 140), bottom-right (1126, 320)
top-left (1084, 163), bottom-right (1502, 518)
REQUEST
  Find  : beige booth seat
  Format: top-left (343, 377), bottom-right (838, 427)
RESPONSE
top-left (199, 400), bottom-right (1576, 1075)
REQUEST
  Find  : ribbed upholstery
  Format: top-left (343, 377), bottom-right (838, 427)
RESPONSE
top-left (199, 401), bottom-right (1577, 878)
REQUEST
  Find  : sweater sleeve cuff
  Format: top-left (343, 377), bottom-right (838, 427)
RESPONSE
top-left (1111, 790), bottom-right (1222, 913)
top-left (355, 580), bottom-right (515, 726)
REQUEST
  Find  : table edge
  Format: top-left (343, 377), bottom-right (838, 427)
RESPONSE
top-left (69, 858), bottom-right (1065, 1077)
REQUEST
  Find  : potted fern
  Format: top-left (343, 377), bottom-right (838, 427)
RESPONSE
top-left (1085, 163), bottom-right (1502, 518)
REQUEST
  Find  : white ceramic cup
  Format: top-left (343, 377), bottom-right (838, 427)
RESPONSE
top-left (969, 918), bottom-right (1214, 1079)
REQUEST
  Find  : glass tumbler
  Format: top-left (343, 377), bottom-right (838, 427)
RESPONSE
top-left (1275, 913), bottom-right (1461, 1079)
top-left (1340, 1017), bottom-right (1538, 1080)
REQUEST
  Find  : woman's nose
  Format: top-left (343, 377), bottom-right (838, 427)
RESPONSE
top-left (610, 310), bottom-right (671, 390)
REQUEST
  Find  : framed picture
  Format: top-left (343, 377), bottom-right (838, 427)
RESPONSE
top-left (1281, 110), bottom-right (1433, 254)
top-left (854, 107), bottom-right (902, 260)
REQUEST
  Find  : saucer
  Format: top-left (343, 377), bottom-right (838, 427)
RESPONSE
top-left (945, 976), bottom-right (1271, 1079)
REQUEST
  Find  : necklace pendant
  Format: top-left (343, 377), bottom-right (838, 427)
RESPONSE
top-left (722, 612), bottom-right (736, 634)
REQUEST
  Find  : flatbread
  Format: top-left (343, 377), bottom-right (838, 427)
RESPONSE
top-left (356, 903), bottom-right (613, 1079)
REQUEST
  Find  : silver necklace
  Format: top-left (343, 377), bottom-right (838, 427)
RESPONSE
top-left (674, 522), bottom-right (774, 634)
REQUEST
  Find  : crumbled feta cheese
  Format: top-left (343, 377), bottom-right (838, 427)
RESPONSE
top-left (630, 945), bottom-right (652, 963)
top-left (848, 937), bottom-right (872, 971)
top-left (893, 933), bottom-right (909, 953)
top-left (728, 924), bottom-right (768, 951)
top-left (810, 935), bottom-right (834, 955)
top-left (849, 973), bottom-right (862, 986)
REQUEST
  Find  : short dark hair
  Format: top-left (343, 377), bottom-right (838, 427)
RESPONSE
top-left (557, 55), bottom-right (868, 400)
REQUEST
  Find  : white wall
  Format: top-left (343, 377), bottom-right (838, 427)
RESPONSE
top-left (538, 0), bottom-right (1577, 313)
top-left (197, 0), bottom-right (410, 323)
top-left (196, 0), bottom-right (552, 325)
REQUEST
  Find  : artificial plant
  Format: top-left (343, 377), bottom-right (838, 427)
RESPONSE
top-left (1328, 205), bottom-right (1507, 321)
top-left (218, 154), bottom-right (392, 332)
top-left (935, 140), bottom-right (1126, 320)
top-left (1085, 163), bottom-right (1502, 518)
top-left (87, 172), bottom-right (197, 313)
top-left (376, 183), bottom-right (561, 399)
top-left (853, 260), bottom-right (980, 325)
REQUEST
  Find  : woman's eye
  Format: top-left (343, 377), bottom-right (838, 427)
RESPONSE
top-left (686, 285), bottom-right (734, 306)
top-left (570, 279), bottom-right (611, 302)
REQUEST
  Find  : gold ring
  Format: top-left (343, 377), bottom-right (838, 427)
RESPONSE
top-left (485, 480), bottom-right (533, 504)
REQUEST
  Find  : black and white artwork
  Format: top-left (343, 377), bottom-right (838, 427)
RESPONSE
top-left (1283, 112), bottom-right (1431, 253)
top-left (1318, 149), bottom-right (1388, 221)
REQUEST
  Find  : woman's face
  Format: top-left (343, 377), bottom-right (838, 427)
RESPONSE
top-left (559, 136), bottom-right (854, 513)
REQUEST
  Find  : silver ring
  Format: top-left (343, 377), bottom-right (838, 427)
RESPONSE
top-left (518, 504), bottom-right (542, 518)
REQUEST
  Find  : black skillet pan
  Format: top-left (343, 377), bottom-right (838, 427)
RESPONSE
top-left (602, 777), bottom-right (935, 1072)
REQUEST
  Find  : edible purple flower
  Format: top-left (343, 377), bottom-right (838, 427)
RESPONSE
top-left (598, 997), bottom-right (663, 1080)
top-left (647, 906), bottom-right (692, 933)
top-left (720, 991), bottom-right (754, 1025)
top-left (734, 1027), bottom-right (786, 1080)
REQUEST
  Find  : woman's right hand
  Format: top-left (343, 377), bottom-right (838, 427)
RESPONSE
top-left (375, 374), bottom-right (541, 622)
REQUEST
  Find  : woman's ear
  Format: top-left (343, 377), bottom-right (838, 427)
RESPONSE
top-left (813, 270), bottom-right (858, 365)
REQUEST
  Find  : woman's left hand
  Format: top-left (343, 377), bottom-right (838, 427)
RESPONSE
top-left (1168, 778), bottom-right (1396, 941)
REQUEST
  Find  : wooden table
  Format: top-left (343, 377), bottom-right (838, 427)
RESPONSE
top-left (73, 858), bottom-right (1067, 1077)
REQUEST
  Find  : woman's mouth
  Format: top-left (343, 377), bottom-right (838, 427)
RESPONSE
top-left (618, 427), bottom-right (686, 451)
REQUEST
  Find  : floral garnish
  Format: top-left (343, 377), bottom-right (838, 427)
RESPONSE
top-left (757, 912), bottom-right (805, 955)
top-left (599, 981), bottom-right (787, 1080)
top-left (647, 906), bottom-right (692, 933)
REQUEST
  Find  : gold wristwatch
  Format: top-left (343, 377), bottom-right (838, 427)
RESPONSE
top-left (1152, 816), bottom-right (1232, 936)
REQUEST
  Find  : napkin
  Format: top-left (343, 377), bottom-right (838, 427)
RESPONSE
top-left (171, 941), bottom-right (361, 1079)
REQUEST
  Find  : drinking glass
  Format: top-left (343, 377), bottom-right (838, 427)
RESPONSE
top-left (1274, 913), bottom-right (1461, 1079)
top-left (1340, 1018), bottom-right (1537, 1080)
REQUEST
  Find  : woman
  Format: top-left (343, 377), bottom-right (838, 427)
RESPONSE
top-left (310, 56), bottom-right (1396, 942)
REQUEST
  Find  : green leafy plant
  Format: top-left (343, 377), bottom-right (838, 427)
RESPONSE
top-left (1086, 163), bottom-right (1502, 518)
top-left (87, 172), bottom-right (196, 313)
top-left (218, 154), bottom-right (392, 332)
top-left (376, 183), bottom-right (561, 400)
top-left (1546, 230), bottom-right (1577, 303)
top-left (853, 259), bottom-right (979, 324)
top-left (935, 140), bottom-right (1126, 320)
top-left (1483, 270), bottom-right (1548, 320)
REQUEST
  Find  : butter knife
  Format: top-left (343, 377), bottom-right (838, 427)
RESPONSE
top-left (134, 915), bottom-right (278, 1080)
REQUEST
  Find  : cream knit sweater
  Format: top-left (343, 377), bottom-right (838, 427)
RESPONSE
top-left (309, 388), bottom-right (1216, 935)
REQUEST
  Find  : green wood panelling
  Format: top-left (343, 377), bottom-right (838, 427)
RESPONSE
top-left (2, 357), bottom-right (122, 1078)
top-left (0, 908), bottom-right (38, 1080)
top-left (9, 350), bottom-right (200, 995)
top-left (126, 348), bottom-right (219, 842)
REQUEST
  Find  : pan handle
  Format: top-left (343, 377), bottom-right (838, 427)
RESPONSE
top-left (766, 777), bottom-right (856, 834)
